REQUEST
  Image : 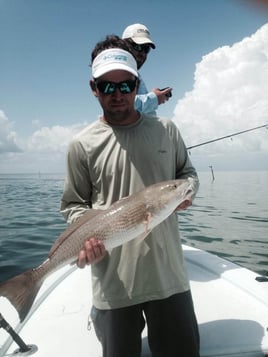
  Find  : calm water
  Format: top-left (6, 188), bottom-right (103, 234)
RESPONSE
top-left (0, 171), bottom-right (267, 283)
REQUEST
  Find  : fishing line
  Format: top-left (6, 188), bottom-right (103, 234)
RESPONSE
top-left (186, 123), bottom-right (268, 150)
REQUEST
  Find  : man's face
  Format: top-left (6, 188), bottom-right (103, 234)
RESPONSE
top-left (131, 47), bottom-right (148, 69)
top-left (127, 41), bottom-right (152, 70)
top-left (91, 70), bottom-right (139, 125)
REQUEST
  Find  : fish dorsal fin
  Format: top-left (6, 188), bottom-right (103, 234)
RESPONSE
top-left (48, 209), bottom-right (103, 257)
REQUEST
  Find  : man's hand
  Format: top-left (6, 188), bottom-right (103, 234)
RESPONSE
top-left (153, 87), bottom-right (172, 105)
top-left (77, 238), bottom-right (106, 268)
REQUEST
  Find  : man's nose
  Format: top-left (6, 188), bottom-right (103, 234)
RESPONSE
top-left (112, 88), bottom-right (123, 97)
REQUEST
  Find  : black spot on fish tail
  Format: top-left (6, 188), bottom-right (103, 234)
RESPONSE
top-left (0, 269), bottom-right (44, 322)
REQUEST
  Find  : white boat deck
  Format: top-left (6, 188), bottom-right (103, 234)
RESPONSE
top-left (1, 245), bottom-right (268, 356)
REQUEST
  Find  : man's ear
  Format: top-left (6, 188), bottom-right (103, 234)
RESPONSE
top-left (90, 80), bottom-right (98, 97)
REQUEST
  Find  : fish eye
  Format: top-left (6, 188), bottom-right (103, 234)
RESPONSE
top-left (167, 183), bottom-right (177, 190)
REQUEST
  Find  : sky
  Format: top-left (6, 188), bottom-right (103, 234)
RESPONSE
top-left (0, 0), bottom-right (268, 173)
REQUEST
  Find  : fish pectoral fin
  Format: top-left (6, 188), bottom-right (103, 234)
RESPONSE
top-left (134, 213), bottom-right (152, 244)
top-left (144, 212), bottom-right (152, 233)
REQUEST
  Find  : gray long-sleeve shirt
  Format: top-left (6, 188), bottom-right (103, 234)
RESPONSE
top-left (61, 114), bottom-right (199, 309)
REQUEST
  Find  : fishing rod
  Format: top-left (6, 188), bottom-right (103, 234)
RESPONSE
top-left (186, 123), bottom-right (268, 150)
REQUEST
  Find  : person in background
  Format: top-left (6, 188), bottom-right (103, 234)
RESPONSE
top-left (122, 23), bottom-right (172, 115)
top-left (61, 37), bottom-right (200, 356)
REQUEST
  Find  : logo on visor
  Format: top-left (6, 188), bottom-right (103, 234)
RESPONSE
top-left (103, 54), bottom-right (128, 62)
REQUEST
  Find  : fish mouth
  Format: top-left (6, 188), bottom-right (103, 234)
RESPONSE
top-left (185, 188), bottom-right (193, 196)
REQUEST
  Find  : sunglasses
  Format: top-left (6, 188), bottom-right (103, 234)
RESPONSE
top-left (131, 43), bottom-right (151, 54)
top-left (95, 79), bottom-right (137, 95)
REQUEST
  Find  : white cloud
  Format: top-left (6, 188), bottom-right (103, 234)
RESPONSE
top-left (31, 119), bottom-right (42, 127)
top-left (172, 23), bottom-right (268, 158)
top-left (0, 112), bottom-right (87, 173)
top-left (0, 110), bottom-right (22, 153)
top-left (26, 124), bottom-right (85, 152)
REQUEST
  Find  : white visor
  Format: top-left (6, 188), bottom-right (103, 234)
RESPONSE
top-left (92, 49), bottom-right (138, 79)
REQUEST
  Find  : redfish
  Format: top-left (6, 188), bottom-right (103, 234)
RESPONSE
top-left (0, 178), bottom-right (197, 322)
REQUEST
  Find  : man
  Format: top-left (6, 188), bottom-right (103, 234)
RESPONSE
top-left (61, 40), bottom-right (200, 356)
top-left (122, 23), bottom-right (172, 115)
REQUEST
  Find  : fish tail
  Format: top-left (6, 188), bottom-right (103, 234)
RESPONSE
top-left (0, 269), bottom-right (44, 322)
